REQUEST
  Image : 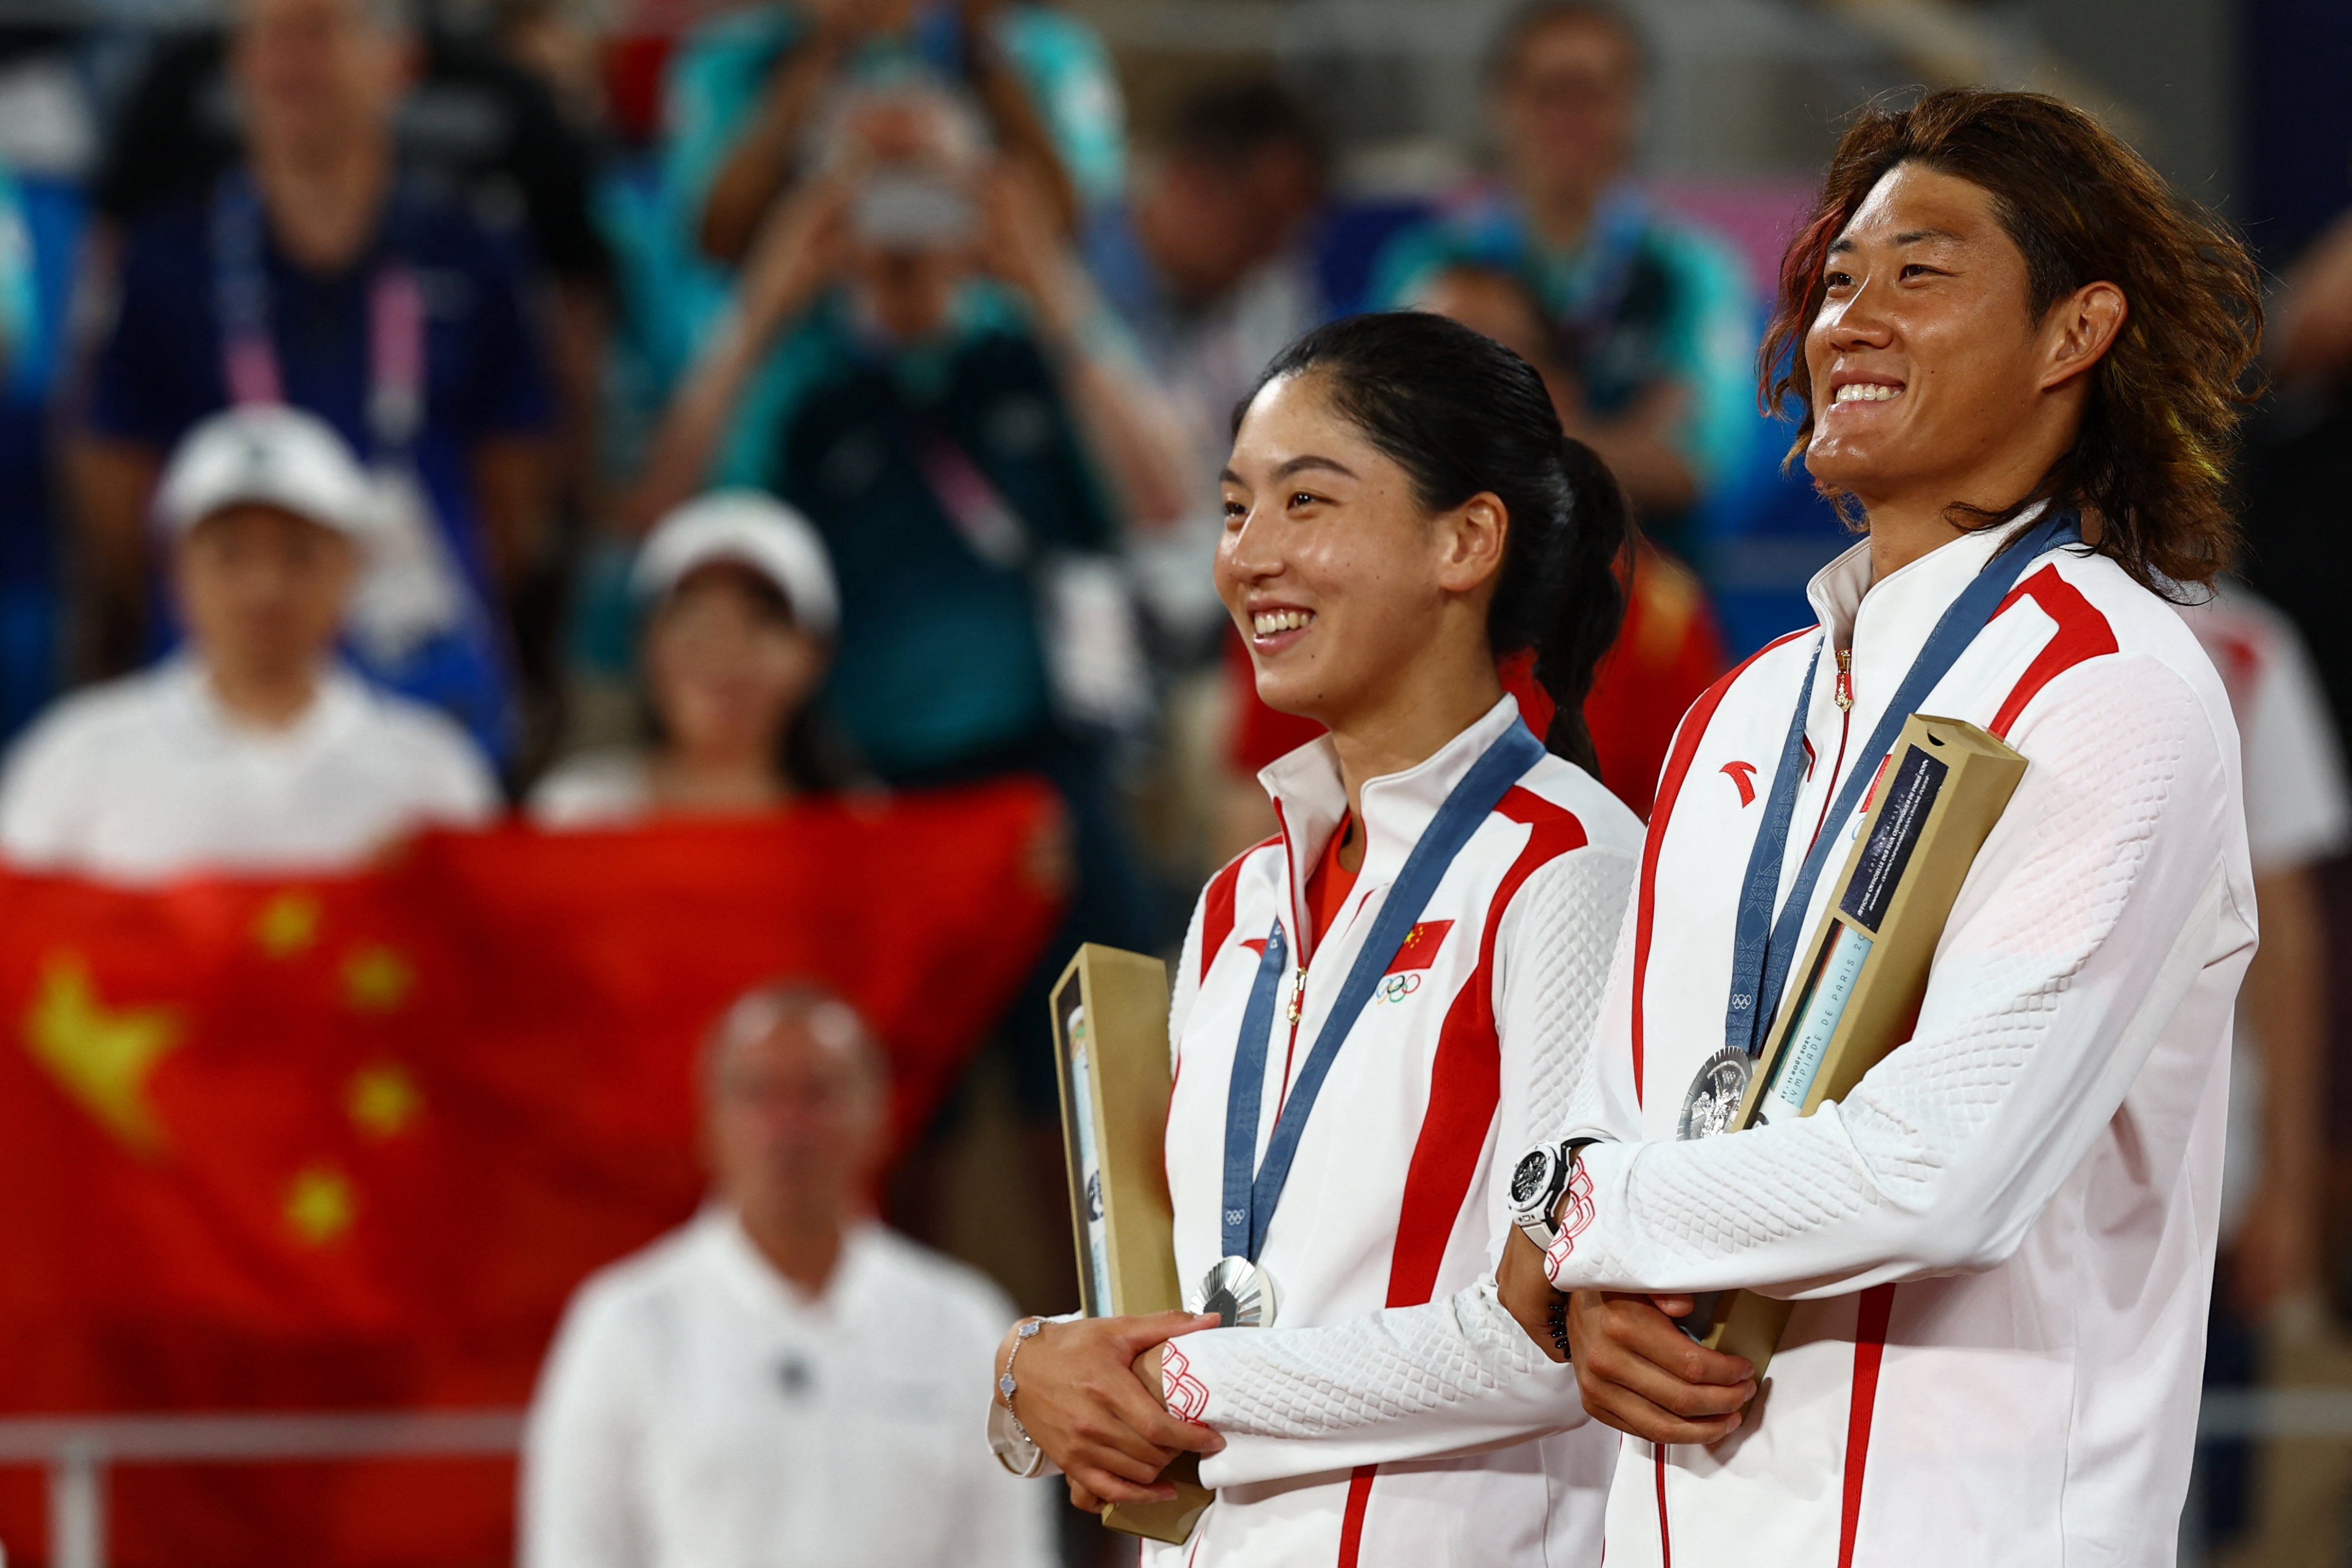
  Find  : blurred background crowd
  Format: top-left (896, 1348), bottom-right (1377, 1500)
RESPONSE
top-left (0, 0), bottom-right (2346, 1562)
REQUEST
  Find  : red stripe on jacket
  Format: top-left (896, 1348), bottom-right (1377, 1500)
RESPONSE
top-left (1337, 1466), bottom-right (1379, 1567)
top-left (1342, 786), bottom-right (1588, 1565)
top-left (1988, 565), bottom-right (2118, 738)
top-left (1837, 1284), bottom-right (1898, 1567)
top-left (1631, 628), bottom-right (1814, 1105)
top-left (1200, 835), bottom-right (1280, 983)
top-left (1385, 787), bottom-right (1588, 1310)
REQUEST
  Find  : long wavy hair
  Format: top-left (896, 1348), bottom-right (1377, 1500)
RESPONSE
top-left (1759, 88), bottom-right (2263, 594)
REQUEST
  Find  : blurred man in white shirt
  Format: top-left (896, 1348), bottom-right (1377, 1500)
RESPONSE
top-left (522, 980), bottom-right (1053, 1568)
top-left (0, 404), bottom-right (497, 882)
top-left (2179, 582), bottom-right (2350, 1315)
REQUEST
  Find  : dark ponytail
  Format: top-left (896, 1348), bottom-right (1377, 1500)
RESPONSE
top-left (1245, 311), bottom-right (1634, 775)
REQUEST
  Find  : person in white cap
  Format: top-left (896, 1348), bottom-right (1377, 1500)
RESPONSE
top-left (0, 405), bottom-right (499, 882)
top-left (530, 489), bottom-right (856, 828)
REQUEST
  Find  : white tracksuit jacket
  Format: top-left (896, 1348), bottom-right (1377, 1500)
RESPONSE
top-left (1547, 517), bottom-right (2256, 1566)
top-left (1152, 694), bottom-right (1643, 1567)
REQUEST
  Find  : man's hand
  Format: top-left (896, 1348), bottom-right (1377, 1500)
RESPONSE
top-left (1498, 1225), bottom-right (1567, 1360)
top-left (997, 1312), bottom-right (1222, 1506)
top-left (1566, 1291), bottom-right (1755, 1446)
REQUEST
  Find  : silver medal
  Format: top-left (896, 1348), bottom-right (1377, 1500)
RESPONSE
top-left (1195, 1256), bottom-right (1277, 1327)
top-left (1677, 1046), bottom-right (1754, 1141)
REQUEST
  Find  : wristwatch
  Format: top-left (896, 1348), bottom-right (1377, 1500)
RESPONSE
top-left (1509, 1138), bottom-right (1599, 1249)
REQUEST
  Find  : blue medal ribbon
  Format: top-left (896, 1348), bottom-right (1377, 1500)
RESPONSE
top-left (1720, 510), bottom-right (2081, 1059)
top-left (1221, 720), bottom-right (1547, 1262)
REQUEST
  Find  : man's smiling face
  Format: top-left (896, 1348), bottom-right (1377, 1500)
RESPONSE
top-left (1802, 163), bottom-right (2056, 512)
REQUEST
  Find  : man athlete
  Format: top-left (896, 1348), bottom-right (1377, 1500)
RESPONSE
top-left (1497, 87), bottom-right (2264, 1567)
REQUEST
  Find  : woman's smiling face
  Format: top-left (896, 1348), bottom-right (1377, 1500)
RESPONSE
top-left (1216, 370), bottom-right (1487, 731)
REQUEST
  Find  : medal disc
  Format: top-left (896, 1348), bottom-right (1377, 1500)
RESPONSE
top-left (1678, 1047), bottom-right (1754, 1141)
top-left (1195, 1256), bottom-right (1276, 1328)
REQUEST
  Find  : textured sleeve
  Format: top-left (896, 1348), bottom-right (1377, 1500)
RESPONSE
top-left (1181, 1280), bottom-right (1580, 1488)
top-left (1175, 848), bottom-right (1632, 1486)
top-left (519, 1284), bottom-right (651, 1568)
top-left (1548, 655), bottom-right (2254, 1296)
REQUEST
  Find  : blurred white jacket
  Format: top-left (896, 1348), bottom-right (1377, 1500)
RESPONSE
top-left (1548, 518), bottom-right (2256, 1566)
top-left (524, 1209), bottom-right (1052, 1568)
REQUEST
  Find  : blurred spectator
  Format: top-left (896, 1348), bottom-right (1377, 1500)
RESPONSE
top-left (522, 979), bottom-right (1051, 1568)
top-left (531, 489), bottom-right (860, 825)
top-left (1369, 0), bottom-right (1755, 549)
top-left (630, 79), bottom-right (1164, 1134)
top-left (91, 10), bottom-right (610, 293)
top-left (0, 406), bottom-right (497, 881)
top-left (2177, 579), bottom-right (2351, 1545)
top-left (1090, 78), bottom-right (1330, 662)
top-left (2243, 212), bottom-right (2352, 748)
top-left (0, 161), bottom-right (55, 745)
top-left (2177, 583), bottom-right (2350, 1314)
top-left (669, 0), bottom-right (1124, 271)
top-left (2272, 211), bottom-right (2352, 397)
top-left (74, 0), bottom-right (559, 763)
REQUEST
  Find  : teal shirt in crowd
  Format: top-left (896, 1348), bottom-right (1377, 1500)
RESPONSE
top-left (1373, 184), bottom-right (1758, 500)
top-left (715, 290), bottom-right (1115, 777)
top-left (625, 3), bottom-right (1125, 398)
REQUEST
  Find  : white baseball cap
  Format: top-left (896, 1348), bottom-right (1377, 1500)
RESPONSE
top-left (632, 489), bottom-right (840, 639)
top-left (155, 404), bottom-right (380, 539)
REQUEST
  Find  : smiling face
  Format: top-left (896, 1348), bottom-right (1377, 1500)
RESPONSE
top-left (1216, 372), bottom-right (1505, 732)
top-left (645, 563), bottom-right (825, 774)
top-left (1803, 162), bottom-right (2094, 514)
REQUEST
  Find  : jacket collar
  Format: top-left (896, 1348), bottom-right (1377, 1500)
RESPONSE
top-left (702, 1204), bottom-right (880, 1324)
top-left (151, 655), bottom-right (374, 758)
top-left (1254, 693), bottom-right (1528, 967)
top-left (1802, 504), bottom-right (2050, 738)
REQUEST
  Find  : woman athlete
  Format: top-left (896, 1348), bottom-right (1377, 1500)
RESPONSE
top-left (990, 311), bottom-right (1643, 1566)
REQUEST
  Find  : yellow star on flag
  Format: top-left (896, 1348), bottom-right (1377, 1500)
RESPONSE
top-left (343, 945), bottom-right (415, 1013)
top-left (347, 1063), bottom-right (422, 1138)
top-left (23, 956), bottom-right (182, 1156)
top-left (285, 1167), bottom-right (356, 1245)
top-left (254, 893), bottom-right (323, 959)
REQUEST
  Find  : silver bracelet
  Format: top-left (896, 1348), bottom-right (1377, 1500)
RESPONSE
top-left (997, 1317), bottom-right (1045, 1447)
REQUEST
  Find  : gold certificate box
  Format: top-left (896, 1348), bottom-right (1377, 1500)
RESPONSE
top-left (1051, 944), bottom-right (1214, 1544)
top-left (1697, 715), bottom-right (2027, 1378)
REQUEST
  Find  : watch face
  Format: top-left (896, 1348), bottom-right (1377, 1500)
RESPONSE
top-left (1509, 1149), bottom-right (1554, 1210)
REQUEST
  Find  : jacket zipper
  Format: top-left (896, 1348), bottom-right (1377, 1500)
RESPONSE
top-left (1806, 646), bottom-right (1855, 853)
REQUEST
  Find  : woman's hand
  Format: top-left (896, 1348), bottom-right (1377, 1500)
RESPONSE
top-left (1496, 1226), bottom-right (1565, 1358)
top-left (1564, 1291), bottom-right (1755, 1446)
top-left (998, 1311), bottom-right (1223, 1505)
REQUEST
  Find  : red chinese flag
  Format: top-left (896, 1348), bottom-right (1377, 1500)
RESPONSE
top-left (0, 781), bottom-right (1063, 1566)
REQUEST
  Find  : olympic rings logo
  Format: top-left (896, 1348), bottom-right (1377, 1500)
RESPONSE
top-left (1374, 973), bottom-right (1423, 1004)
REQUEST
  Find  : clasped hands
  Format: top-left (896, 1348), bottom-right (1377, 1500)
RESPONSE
top-left (996, 1311), bottom-right (1223, 1509)
top-left (1497, 1222), bottom-right (1758, 1447)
